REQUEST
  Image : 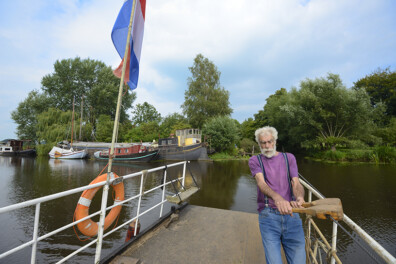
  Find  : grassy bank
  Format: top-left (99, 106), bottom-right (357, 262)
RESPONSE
top-left (209, 146), bottom-right (396, 164)
top-left (310, 146), bottom-right (396, 164)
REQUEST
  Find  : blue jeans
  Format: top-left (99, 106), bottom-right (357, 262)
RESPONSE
top-left (259, 207), bottom-right (306, 264)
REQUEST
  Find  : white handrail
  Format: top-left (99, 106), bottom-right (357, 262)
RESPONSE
top-left (0, 161), bottom-right (188, 263)
top-left (299, 178), bottom-right (396, 264)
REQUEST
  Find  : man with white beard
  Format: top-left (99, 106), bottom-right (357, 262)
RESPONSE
top-left (248, 126), bottom-right (306, 264)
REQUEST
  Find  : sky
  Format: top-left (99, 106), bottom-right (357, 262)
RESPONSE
top-left (0, 0), bottom-right (395, 140)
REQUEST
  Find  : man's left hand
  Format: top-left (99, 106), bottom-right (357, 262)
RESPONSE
top-left (290, 196), bottom-right (305, 208)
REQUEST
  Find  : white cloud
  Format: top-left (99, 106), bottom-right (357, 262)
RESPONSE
top-left (0, 0), bottom-right (395, 139)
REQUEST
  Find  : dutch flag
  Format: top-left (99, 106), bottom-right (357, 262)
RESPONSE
top-left (111, 0), bottom-right (146, 90)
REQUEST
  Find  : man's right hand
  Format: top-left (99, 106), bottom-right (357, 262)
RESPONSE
top-left (274, 196), bottom-right (293, 215)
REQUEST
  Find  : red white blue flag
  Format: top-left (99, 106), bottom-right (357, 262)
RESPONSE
top-left (112, 0), bottom-right (146, 90)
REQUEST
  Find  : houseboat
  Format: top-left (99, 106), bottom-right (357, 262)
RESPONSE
top-left (157, 129), bottom-right (210, 161)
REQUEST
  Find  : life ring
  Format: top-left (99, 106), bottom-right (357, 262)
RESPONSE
top-left (75, 173), bottom-right (124, 236)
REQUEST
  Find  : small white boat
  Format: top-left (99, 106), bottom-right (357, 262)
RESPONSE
top-left (49, 146), bottom-right (88, 159)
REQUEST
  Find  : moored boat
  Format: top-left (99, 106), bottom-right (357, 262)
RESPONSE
top-left (0, 139), bottom-right (36, 157)
top-left (157, 129), bottom-right (210, 161)
top-left (49, 146), bottom-right (88, 159)
top-left (94, 144), bottom-right (158, 162)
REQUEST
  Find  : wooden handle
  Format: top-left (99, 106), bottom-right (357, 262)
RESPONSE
top-left (301, 202), bottom-right (313, 208)
top-left (292, 207), bottom-right (315, 216)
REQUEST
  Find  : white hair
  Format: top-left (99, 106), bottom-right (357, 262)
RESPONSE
top-left (255, 126), bottom-right (278, 143)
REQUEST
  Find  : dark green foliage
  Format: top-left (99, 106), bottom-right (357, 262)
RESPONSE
top-left (354, 67), bottom-right (396, 116)
top-left (255, 74), bottom-right (375, 151)
top-left (159, 113), bottom-right (190, 138)
top-left (240, 118), bottom-right (257, 141)
top-left (373, 145), bottom-right (396, 163)
top-left (41, 57), bottom-right (135, 123)
top-left (182, 54), bottom-right (232, 128)
top-left (36, 108), bottom-right (73, 143)
top-left (11, 90), bottom-right (54, 141)
top-left (126, 121), bottom-right (160, 143)
top-left (203, 116), bottom-right (240, 152)
top-left (95, 115), bottom-right (114, 142)
top-left (131, 102), bottom-right (162, 126)
top-left (374, 117), bottom-right (396, 145)
top-left (12, 57), bottom-right (136, 142)
top-left (240, 138), bottom-right (259, 154)
top-left (35, 143), bottom-right (54, 156)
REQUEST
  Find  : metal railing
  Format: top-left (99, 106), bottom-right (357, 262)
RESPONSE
top-left (299, 175), bottom-right (396, 264)
top-left (0, 161), bottom-right (188, 264)
top-left (1, 162), bottom-right (395, 264)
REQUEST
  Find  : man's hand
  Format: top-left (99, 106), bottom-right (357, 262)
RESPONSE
top-left (290, 196), bottom-right (305, 208)
top-left (274, 196), bottom-right (293, 215)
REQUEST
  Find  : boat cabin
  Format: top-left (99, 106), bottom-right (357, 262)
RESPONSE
top-left (0, 139), bottom-right (23, 153)
top-left (112, 144), bottom-right (149, 156)
top-left (159, 129), bottom-right (202, 147)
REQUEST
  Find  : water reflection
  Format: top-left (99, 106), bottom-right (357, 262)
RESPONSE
top-left (0, 157), bottom-right (395, 263)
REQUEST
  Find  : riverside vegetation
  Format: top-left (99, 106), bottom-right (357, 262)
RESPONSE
top-left (11, 56), bottom-right (396, 163)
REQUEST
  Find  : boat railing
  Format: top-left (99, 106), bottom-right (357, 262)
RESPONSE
top-left (299, 174), bottom-right (395, 264)
top-left (0, 161), bottom-right (189, 264)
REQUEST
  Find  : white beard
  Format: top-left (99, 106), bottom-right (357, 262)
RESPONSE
top-left (261, 145), bottom-right (277, 158)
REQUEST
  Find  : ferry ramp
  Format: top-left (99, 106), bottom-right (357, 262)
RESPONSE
top-left (109, 205), bottom-right (287, 264)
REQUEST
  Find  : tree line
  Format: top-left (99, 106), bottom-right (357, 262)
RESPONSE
top-left (11, 55), bottom-right (396, 160)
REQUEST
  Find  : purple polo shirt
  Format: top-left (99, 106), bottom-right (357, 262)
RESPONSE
top-left (248, 152), bottom-right (299, 212)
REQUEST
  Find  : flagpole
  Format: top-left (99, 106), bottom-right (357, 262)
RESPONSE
top-left (94, 0), bottom-right (137, 262)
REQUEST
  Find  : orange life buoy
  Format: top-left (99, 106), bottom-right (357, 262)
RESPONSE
top-left (75, 172), bottom-right (124, 236)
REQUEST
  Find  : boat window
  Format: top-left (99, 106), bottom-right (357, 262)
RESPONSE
top-left (118, 149), bottom-right (121, 153)
top-left (125, 149), bottom-right (128, 153)
top-left (168, 140), bottom-right (173, 145)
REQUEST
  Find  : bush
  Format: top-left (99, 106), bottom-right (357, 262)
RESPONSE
top-left (209, 152), bottom-right (235, 160)
top-left (203, 116), bottom-right (240, 152)
top-left (373, 145), bottom-right (396, 163)
top-left (36, 143), bottom-right (53, 156)
top-left (344, 139), bottom-right (368, 149)
top-left (323, 150), bottom-right (346, 161)
top-left (240, 138), bottom-right (259, 154)
top-left (341, 149), bottom-right (372, 161)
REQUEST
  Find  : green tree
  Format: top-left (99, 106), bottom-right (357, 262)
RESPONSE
top-left (95, 115), bottom-right (114, 142)
top-left (354, 67), bottom-right (396, 117)
top-left (296, 74), bottom-right (374, 150)
top-left (182, 54), bottom-right (232, 128)
top-left (374, 117), bottom-right (396, 145)
top-left (95, 114), bottom-right (131, 142)
top-left (253, 88), bottom-right (288, 130)
top-left (126, 121), bottom-right (160, 142)
top-left (12, 57), bottom-right (136, 140)
top-left (11, 90), bottom-right (54, 141)
top-left (35, 107), bottom-right (94, 145)
top-left (240, 118), bottom-right (258, 141)
top-left (240, 138), bottom-right (259, 154)
top-left (36, 108), bottom-right (73, 143)
top-left (159, 113), bottom-right (190, 138)
top-left (256, 87), bottom-right (297, 150)
top-left (203, 116), bottom-right (240, 152)
top-left (131, 102), bottom-right (162, 126)
top-left (41, 57), bottom-right (135, 123)
top-left (257, 74), bottom-right (376, 151)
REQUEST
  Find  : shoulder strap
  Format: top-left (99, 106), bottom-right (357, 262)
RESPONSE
top-left (256, 154), bottom-right (269, 207)
top-left (282, 152), bottom-right (295, 201)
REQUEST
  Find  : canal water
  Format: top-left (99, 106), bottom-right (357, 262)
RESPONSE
top-left (0, 156), bottom-right (395, 263)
